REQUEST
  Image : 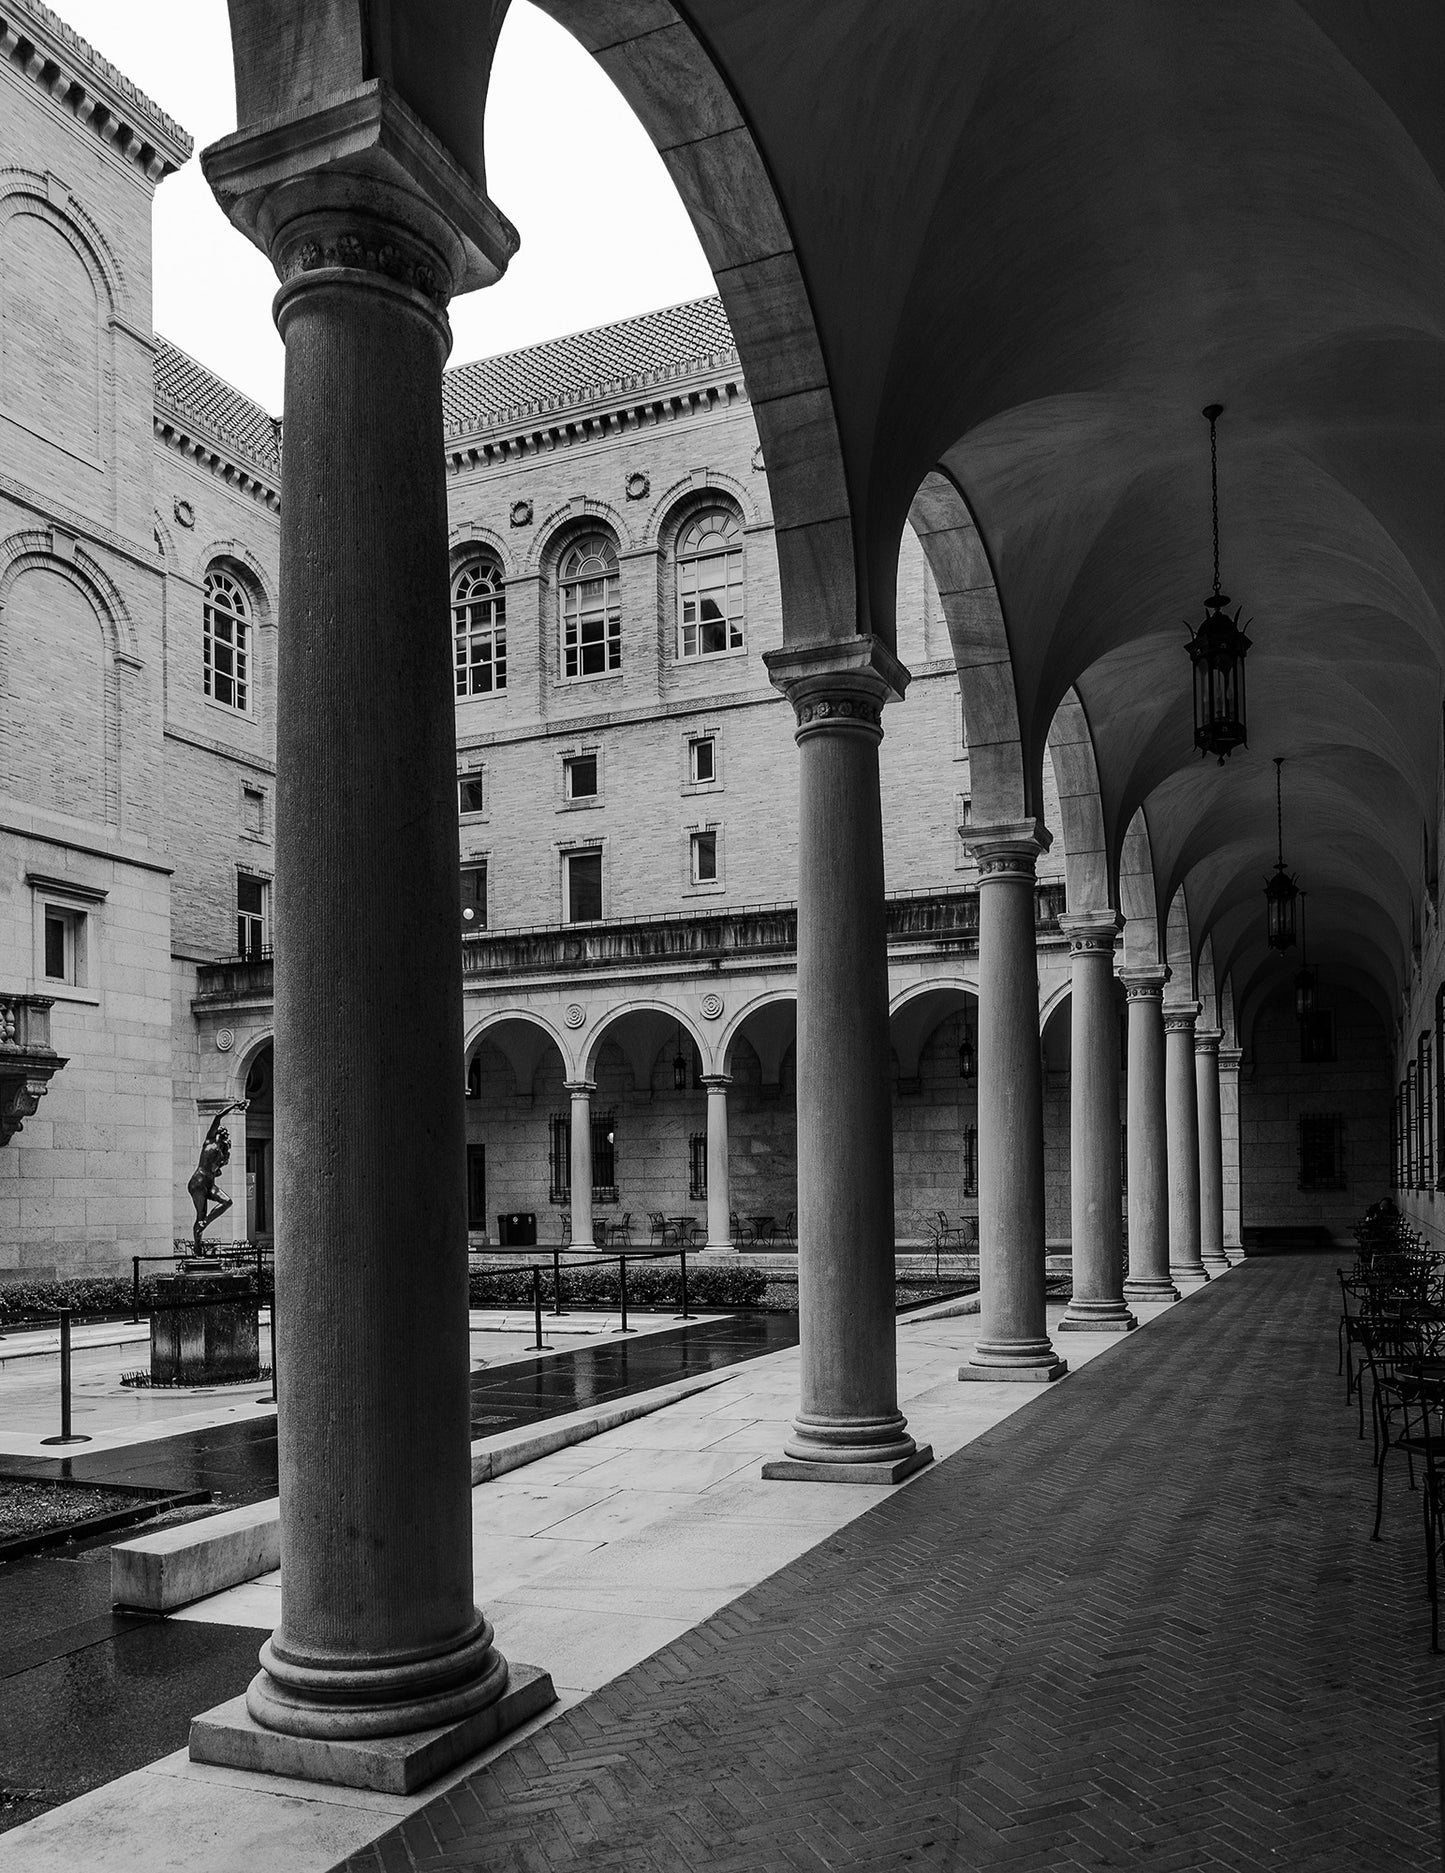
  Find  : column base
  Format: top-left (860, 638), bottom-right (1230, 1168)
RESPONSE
top-left (1201, 1253), bottom-right (1231, 1273)
top-left (1124, 1275), bottom-right (1181, 1302)
top-left (1170, 1263), bottom-right (1210, 1283)
top-left (960, 1352), bottom-right (1067, 1382)
top-left (1058, 1302), bottom-right (1136, 1332)
top-left (189, 1661), bottom-right (555, 1796)
top-left (704, 1242), bottom-right (738, 1255)
top-left (762, 1446), bottom-right (933, 1486)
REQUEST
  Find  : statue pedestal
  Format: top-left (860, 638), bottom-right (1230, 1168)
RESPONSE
top-left (151, 1266), bottom-right (260, 1385)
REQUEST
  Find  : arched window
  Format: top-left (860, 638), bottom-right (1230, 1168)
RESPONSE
top-left (453, 556), bottom-right (507, 696)
top-left (203, 566), bottom-right (251, 712)
top-left (559, 534), bottom-right (621, 678)
top-left (676, 507), bottom-right (744, 659)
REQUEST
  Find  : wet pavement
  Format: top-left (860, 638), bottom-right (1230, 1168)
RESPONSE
top-left (0, 1308), bottom-right (800, 1835)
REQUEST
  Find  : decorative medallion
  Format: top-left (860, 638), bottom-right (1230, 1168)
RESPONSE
top-left (510, 499), bottom-right (533, 528)
top-left (563, 1003), bottom-right (586, 1029)
top-left (625, 472), bottom-right (650, 502)
top-left (700, 993), bottom-right (725, 1021)
top-left (751, 445), bottom-right (765, 473)
top-left (215, 1028), bottom-right (235, 1052)
top-left (173, 497), bottom-right (195, 529)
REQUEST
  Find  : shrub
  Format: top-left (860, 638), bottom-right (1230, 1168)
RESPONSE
top-left (467, 1262), bottom-right (769, 1311)
top-left (0, 1274), bottom-right (158, 1326)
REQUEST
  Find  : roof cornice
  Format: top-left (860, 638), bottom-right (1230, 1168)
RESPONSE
top-left (0, 0), bottom-right (192, 182)
top-left (153, 415), bottom-right (281, 512)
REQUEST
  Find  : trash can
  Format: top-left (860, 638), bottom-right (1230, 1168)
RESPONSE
top-left (497, 1212), bottom-right (537, 1247)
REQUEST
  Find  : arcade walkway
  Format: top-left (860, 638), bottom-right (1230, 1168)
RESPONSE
top-left (344, 1258), bottom-right (1441, 1873)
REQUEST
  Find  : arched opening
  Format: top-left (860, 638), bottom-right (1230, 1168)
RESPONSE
top-left (242, 1041), bottom-right (274, 1243)
top-left (463, 1014), bottom-right (570, 1243)
top-left (889, 984), bottom-right (978, 1249)
top-left (721, 997), bottom-right (798, 1246)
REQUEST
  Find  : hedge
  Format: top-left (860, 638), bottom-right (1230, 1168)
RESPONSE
top-left (467, 1263), bottom-right (768, 1311)
top-left (0, 1274), bottom-right (170, 1327)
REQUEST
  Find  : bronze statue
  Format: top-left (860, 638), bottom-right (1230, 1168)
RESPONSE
top-left (188, 1101), bottom-right (248, 1251)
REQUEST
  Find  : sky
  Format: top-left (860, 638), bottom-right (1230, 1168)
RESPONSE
top-left (56, 0), bottom-right (715, 414)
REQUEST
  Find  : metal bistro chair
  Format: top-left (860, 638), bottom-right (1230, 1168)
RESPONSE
top-left (611, 1212), bottom-right (633, 1247)
top-left (1358, 1316), bottom-right (1434, 1540)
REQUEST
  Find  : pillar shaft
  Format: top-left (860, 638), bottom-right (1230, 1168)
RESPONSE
top-left (962, 823), bottom-right (1066, 1380)
top-left (567, 1083), bottom-right (594, 1247)
top-left (194, 100), bottom-right (546, 1769)
top-left (1165, 1002), bottom-right (1206, 1281)
top-left (1058, 916), bottom-right (1134, 1332)
top-left (1196, 1030), bottom-right (1228, 1272)
top-left (1219, 1045), bottom-right (1244, 1260)
top-left (703, 1076), bottom-right (733, 1252)
top-left (1120, 969), bottom-right (1179, 1301)
top-left (760, 639), bottom-right (929, 1481)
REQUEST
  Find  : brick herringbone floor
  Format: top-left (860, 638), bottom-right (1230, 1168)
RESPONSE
top-left (337, 1260), bottom-right (1444, 1871)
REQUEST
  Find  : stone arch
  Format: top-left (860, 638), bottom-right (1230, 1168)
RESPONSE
top-left (1046, 689), bottom-right (1110, 913)
top-left (643, 469), bottom-right (763, 549)
top-left (1197, 935), bottom-right (1220, 1032)
top-left (887, 978), bottom-right (978, 1082)
top-left (525, 497), bottom-right (633, 577)
top-left (464, 1008), bottom-right (573, 1096)
top-left (908, 467), bottom-right (1032, 826)
top-left (1118, 807), bottom-right (1164, 968)
top-left (1164, 887), bottom-right (1196, 1003)
top-left (583, 998), bottom-right (711, 1084)
top-left (718, 989), bottom-right (797, 1082)
top-left (447, 522), bottom-right (517, 582)
top-left (231, 1027), bottom-right (276, 1102)
top-left (194, 541), bottom-right (274, 624)
top-left (0, 534), bottom-right (135, 824)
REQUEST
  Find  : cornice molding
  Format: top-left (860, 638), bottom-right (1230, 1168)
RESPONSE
top-left (0, 1), bottom-right (192, 183)
top-left (153, 416), bottom-right (281, 512)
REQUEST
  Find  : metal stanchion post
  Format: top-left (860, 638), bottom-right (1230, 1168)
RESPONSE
top-left (530, 1263), bottom-right (550, 1352)
top-left (618, 1253), bottom-right (634, 1333)
top-left (552, 1244), bottom-right (566, 1317)
top-left (41, 1308), bottom-right (90, 1446)
top-left (677, 1246), bottom-right (695, 1321)
top-left (131, 1256), bottom-right (142, 1325)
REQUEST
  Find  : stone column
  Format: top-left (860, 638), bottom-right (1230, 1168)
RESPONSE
top-left (1058, 915), bottom-right (1135, 1332)
top-left (193, 90), bottom-right (551, 1789)
top-left (566, 1082), bottom-right (595, 1247)
top-left (1195, 1029), bottom-right (1229, 1273)
top-left (1218, 1045), bottom-right (1244, 1260)
top-left (760, 638), bottom-right (931, 1482)
top-left (960, 823), bottom-right (1066, 1381)
top-left (702, 1075), bottom-right (734, 1253)
top-left (1120, 968), bottom-right (1179, 1302)
top-left (1165, 1001), bottom-right (1207, 1283)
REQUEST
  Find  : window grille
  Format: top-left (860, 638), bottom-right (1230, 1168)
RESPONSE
top-left (963, 1123), bottom-right (978, 1197)
top-left (676, 508), bottom-right (744, 659)
top-left (548, 1112), bottom-right (570, 1204)
top-left (1436, 986), bottom-right (1445, 1187)
top-left (547, 1109), bottom-right (618, 1203)
top-left (1390, 1098), bottom-right (1400, 1192)
top-left (560, 534), bottom-right (621, 678)
top-left (453, 558), bottom-right (507, 695)
top-left (466, 1144), bottom-right (486, 1230)
top-left (204, 567), bottom-right (251, 712)
top-left (688, 1131), bottom-right (708, 1201)
top-left (1420, 1031), bottom-right (1436, 1189)
top-left (1408, 1062), bottom-right (1420, 1188)
top-left (1299, 1112), bottom-right (1346, 1191)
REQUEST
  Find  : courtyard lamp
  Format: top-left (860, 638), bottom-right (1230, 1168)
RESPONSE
top-left (1186, 404), bottom-right (1252, 764)
top-left (959, 1010), bottom-right (976, 1083)
top-left (672, 1023), bottom-right (688, 1091)
top-left (1265, 756), bottom-right (1299, 952)
top-left (1294, 891), bottom-right (1317, 1020)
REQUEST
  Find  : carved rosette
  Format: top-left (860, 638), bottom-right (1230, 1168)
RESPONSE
top-left (763, 636), bottom-right (908, 746)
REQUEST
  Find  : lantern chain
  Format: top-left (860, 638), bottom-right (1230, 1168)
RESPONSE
top-left (1275, 756), bottom-right (1285, 868)
top-left (1210, 409), bottom-right (1221, 598)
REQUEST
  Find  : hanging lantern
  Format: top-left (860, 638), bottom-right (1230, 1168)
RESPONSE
top-left (1186, 405), bottom-right (1252, 764)
top-left (1265, 756), bottom-right (1298, 952)
top-left (959, 1029), bottom-right (976, 1083)
top-left (672, 1024), bottom-right (688, 1091)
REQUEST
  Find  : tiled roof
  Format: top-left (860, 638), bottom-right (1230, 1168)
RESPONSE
top-left (153, 341), bottom-right (280, 479)
top-left (442, 295), bottom-right (736, 438)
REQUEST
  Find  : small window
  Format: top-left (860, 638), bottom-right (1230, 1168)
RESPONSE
top-left (689, 737), bottom-right (716, 785)
top-left (466, 1144), bottom-right (487, 1229)
top-left (242, 786), bottom-right (266, 838)
top-left (453, 558), bottom-right (507, 696)
top-left (237, 874), bottom-right (269, 958)
top-left (458, 773), bottom-right (486, 815)
top-left (43, 909), bottom-right (74, 983)
top-left (565, 754), bottom-right (598, 800)
top-left (559, 534), bottom-right (621, 679)
top-left (204, 567), bottom-right (251, 713)
top-left (566, 850), bottom-right (603, 924)
top-left (688, 1131), bottom-right (708, 1202)
top-left (461, 863), bottom-right (488, 932)
top-left (691, 829), bottom-right (718, 884)
top-left (676, 508), bottom-right (744, 659)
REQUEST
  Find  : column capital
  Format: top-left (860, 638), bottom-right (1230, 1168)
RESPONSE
top-left (763, 636), bottom-right (909, 741)
top-left (201, 80), bottom-right (517, 304)
top-left (700, 1074), bottom-right (732, 1091)
top-left (1194, 1027), bottom-right (1224, 1057)
top-left (563, 1080), bottom-right (595, 1098)
top-left (1217, 1046), bottom-right (1244, 1072)
top-left (1058, 910), bottom-right (1122, 955)
top-left (964, 819), bottom-right (1052, 881)
top-left (1162, 1001), bottom-right (1202, 1033)
top-left (1118, 964), bottom-right (1171, 1001)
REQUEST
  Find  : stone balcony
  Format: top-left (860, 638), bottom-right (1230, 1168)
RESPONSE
top-left (0, 994), bottom-right (68, 1145)
top-left (193, 882), bottom-right (1068, 1005)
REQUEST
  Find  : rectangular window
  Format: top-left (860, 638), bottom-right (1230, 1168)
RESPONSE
top-left (689, 736), bottom-right (715, 785)
top-left (549, 1111), bottom-right (570, 1204)
top-left (689, 1131), bottom-right (708, 1202)
top-left (1421, 1032), bottom-right (1436, 1189)
top-left (691, 829), bottom-right (718, 884)
top-left (963, 1123), bottom-right (978, 1197)
top-left (242, 786), bottom-right (266, 838)
top-left (461, 863), bottom-right (487, 932)
top-left (565, 753), bottom-right (598, 800)
top-left (547, 1110), bottom-right (617, 1203)
top-left (43, 909), bottom-right (70, 982)
top-left (466, 1144), bottom-right (486, 1230)
top-left (237, 874), bottom-right (269, 959)
top-left (1299, 1112), bottom-right (1346, 1191)
top-left (566, 850), bottom-right (603, 924)
top-left (458, 773), bottom-right (485, 815)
